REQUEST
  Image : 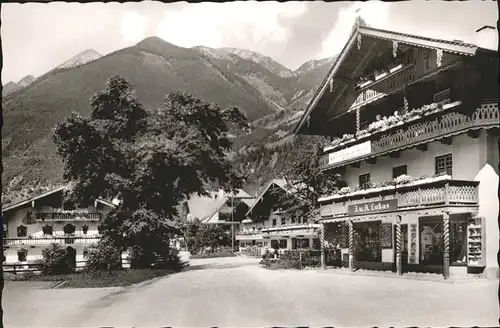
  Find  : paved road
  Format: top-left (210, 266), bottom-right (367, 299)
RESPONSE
top-left (4, 256), bottom-right (498, 327)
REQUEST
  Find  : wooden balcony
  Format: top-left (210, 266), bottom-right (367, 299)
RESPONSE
top-left (319, 102), bottom-right (499, 170)
top-left (35, 212), bottom-right (101, 222)
top-left (319, 177), bottom-right (479, 219)
top-left (262, 223), bottom-right (320, 233)
top-left (351, 64), bottom-right (417, 109)
top-left (3, 235), bottom-right (101, 247)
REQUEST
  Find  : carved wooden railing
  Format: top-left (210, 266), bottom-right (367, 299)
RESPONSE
top-left (3, 235), bottom-right (102, 246)
top-left (262, 223), bottom-right (320, 233)
top-left (351, 64), bottom-right (417, 108)
top-left (35, 212), bottom-right (101, 222)
top-left (319, 179), bottom-right (479, 218)
top-left (319, 102), bottom-right (499, 170)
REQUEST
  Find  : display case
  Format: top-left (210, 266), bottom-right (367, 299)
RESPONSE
top-left (467, 217), bottom-right (485, 267)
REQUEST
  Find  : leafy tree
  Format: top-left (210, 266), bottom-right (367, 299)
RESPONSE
top-left (53, 76), bottom-right (248, 267)
top-left (85, 236), bottom-right (122, 272)
top-left (183, 219), bottom-right (231, 254)
top-left (276, 135), bottom-right (344, 223)
top-left (39, 243), bottom-right (74, 275)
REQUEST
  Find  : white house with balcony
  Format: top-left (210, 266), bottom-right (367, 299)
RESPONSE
top-left (237, 179), bottom-right (321, 255)
top-left (294, 21), bottom-right (499, 279)
top-left (2, 186), bottom-right (118, 267)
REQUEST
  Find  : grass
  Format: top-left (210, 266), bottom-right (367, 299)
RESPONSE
top-left (190, 251), bottom-right (236, 259)
top-left (5, 269), bottom-right (175, 288)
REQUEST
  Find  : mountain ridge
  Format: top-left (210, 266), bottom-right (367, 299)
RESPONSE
top-left (2, 36), bottom-right (336, 199)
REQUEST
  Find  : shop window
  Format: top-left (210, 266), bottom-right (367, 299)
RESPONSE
top-left (271, 240), bottom-right (279, 249)
top-left (279, 239), bottom-right (287, 249)
top-left (298, 239), bottom-right (310, 249)
top-left (359, 173), bottom-right (371, 190)
top-left (42, 224), bottom-right (53, 235)
top-left (17, 225), bottom-right (27, 237)
top-left (353, 221), bottom-right (382, 262)
top-left (18, 249), bottom-right (28, 262)
top-left (435, 154), bottom-right (452, 176)
top-left (419, 216), bottom-right (443, 265)
top-left (449, 218), bottom-right (467, 266)
top-left (392, 165), bottom-right (407, 179)
top-left (325, 222), bottom-right (348, 248)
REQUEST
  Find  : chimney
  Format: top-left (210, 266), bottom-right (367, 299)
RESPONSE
top-left (475, 25), bottom-right (498, 50)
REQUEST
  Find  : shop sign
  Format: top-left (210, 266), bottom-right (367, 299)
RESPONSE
top-left (328, 141), bottom-right (372, 165)
top-left (347, 199), bottom-right (398, 216)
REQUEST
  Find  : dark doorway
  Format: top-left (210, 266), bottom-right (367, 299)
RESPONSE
top-left (66, 246), bottom-right (77, 272)
top-left (394, 224), bottom-right (409, 272)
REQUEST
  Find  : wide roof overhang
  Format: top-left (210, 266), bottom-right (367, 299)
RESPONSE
top-left (294, 25), bottom-right (481, 137)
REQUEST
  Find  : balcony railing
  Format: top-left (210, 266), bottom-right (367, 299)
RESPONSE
top-left (320, 102), bottom-right (499, 170)
top-left (319, 177), bottom-right (479, 219)
top-left (3, 235), bottom-right (101, 247)
top-left (262, 223), bottom-right (320, 233)
top-left (351, 64), bottom-right (417, 108)
top-left (35, 212), bottom-right (101, 222)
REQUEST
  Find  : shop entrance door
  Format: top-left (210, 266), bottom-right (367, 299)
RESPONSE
top-left (394, 224), bottom-right (409, 272)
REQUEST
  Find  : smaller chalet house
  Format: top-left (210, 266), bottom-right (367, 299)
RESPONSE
top-left (236, 179), bottom-right (321, 254)
top-left (2, 186), bottom-right (118, 266)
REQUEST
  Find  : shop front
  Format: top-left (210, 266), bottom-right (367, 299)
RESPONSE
top-left (320, 197), bottom-right (482, 279)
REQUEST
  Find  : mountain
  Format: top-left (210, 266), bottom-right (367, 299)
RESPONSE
top-left (2, 36), bottom-right (336, 201)
top-left (220, 48), bottom-right (293, 78)
top-left (56, 49), bottom-right (102, 70)
top-left (2, 81), bottom-right (21, 97)
top-left (17, 74), bottom-right (37, 87)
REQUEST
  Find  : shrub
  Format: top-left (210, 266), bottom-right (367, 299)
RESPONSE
top-left (40, 243), bottom-right (74, 275)
top-left (128, 244), bottom-right (187, 272)
top-left (85, 237), bottom-right (122, 272)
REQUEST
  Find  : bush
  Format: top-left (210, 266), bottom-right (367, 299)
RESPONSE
top-left (40, 243), bottom-right (74, 275)
top-left (85, 237), bottom-right (122, 272)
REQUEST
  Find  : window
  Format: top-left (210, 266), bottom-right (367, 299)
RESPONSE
top-left (17, 225), bottom-right (27, 237)
top-left (82, 224), bottom-right (89, 235)
top-left (63, 224), bottom-right (76, 235)
top-left (435, 154), bottom-right (452, 176)
top-left (97, 224), bottom-right (105, 234)
top-left (450, 218), bottom-right (467, 266)
top-left (83, 250), bottom-right (89, 258)
top-left (392, 165), bottom-right (408, 179)
top-left (433, 89), bottom-right (450, 105)
top-left (272, 219), bottom-right (277, 227)
top-left (3, 224), bottom-right (8, 239)
top-left (298, 239), bottom-right (310, 249)
top-left (18, 250), bottom-right (27, 262)
top-left (353, 221), bottom-right (382, 262)
top-left (279, 239), bottom-right (287, 249)
top-left (42, 224), bottom-right (53, 236)
top-left (359, 173), bottom-right (371, 189)
top-left (423, 50), bottom-right (432, 70)
top-left (281, 217), bottom-right (286, 226)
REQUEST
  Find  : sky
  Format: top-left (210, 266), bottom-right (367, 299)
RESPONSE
top-left (2, 1), bottom-right (498, 83)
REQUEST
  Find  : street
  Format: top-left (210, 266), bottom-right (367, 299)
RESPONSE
top-left (4, 256), bottom-right (498, 327)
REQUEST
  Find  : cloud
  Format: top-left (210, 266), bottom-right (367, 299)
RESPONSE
top-left (155, 1), bottom-right (307, 49)
top-left (318, 1), bottom-right (391, 59)
top-left (120, 11), bottom-right (147, 43)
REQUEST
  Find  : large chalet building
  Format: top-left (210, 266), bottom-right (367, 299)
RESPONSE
top-left (294, 21), bottom-right (499, 279)
top-left (2, 186), bottom-right (118, 266)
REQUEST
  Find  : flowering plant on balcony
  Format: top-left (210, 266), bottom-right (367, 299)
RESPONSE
top-left (392, 174), bottom-right (414, 186)
top-left (337, 187), bottom-right (352, 195)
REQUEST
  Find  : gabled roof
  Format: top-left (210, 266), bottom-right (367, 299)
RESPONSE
top-left (294, 23), bottom-right (490, 135)
top-left (184, 189), bottom-right (252, 224)
top-left (245, 179), bottom-right (290, 216)
top-left (2, 186), bottom-right (118, 214)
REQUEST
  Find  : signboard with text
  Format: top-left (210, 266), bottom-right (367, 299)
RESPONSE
top-left (328, 140), bottom-right (372, 165)
top-left (347, 199), bottom-right (398, 216)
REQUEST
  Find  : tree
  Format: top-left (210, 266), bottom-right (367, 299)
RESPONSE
top-left (183, 219), bottom-right (231, 254)
top-left (276, 135), bottom-right (344, 223)
top-left (53, 76), bottom-right (248, 267)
